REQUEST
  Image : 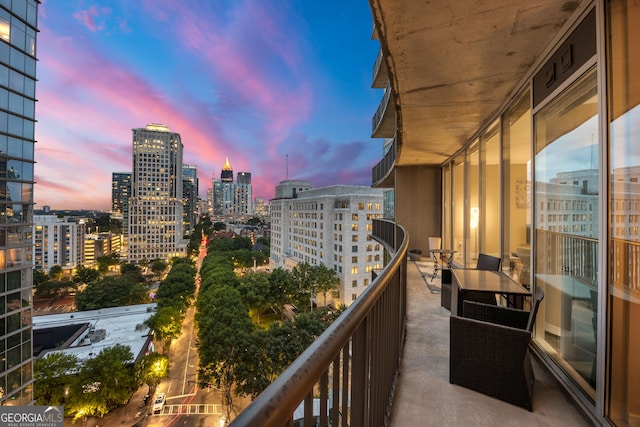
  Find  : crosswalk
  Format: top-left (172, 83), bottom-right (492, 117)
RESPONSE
top-left (155, 403), bottom-right (224, 416)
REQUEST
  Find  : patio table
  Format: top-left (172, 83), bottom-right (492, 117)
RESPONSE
top-left (451, 269), bottom-right (530, 317)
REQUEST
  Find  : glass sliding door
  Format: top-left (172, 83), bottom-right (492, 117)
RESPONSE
top-left (452, 155), bottom-right (465, 265)
top-left (533, 66), bottom-right (599, 399)
top-left (466, 142), bottom-right (479, 268)
top-left (443, 163), bottom-right (452, 250)
top-left (502, 91), bottom-right (532, 287)
top-left (607, 0), bottom-right (640, 425)
top-left (480, 121), bottom-right (501, 259)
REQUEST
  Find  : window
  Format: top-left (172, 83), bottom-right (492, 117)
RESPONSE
top-left (352, 293), bottom-right (357, 301)
top-left (352, 213), bottom-right (358, 220)
top-left (351, 267), bottom-right (358, 274)
top-left (352, 280), bottom-right (357, 287)
top-left (352, 256), bottom-right (358, 263)
top-left (352, 224), bottom-right (358, 231)
top-left (352, 235), bottom-right (358, 242)
top-left (352, 246), bottom-right (358, 252)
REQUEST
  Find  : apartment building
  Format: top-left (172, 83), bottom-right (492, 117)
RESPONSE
top-left (270, 181), bottom-right (383, 306)
top-left (128, 124), bottom-right (187, 263)
top-left (33, 215), bottom-right (86, 274)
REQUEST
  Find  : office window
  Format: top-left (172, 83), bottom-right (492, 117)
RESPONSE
top-left (351, 267), bottom-right (358, 274)
top-left (352, 235), bottom-right (358, 242)
top-left (352, 246), bottom-right (357, 252)
top-left (352, 256), bottom-right (358, 263)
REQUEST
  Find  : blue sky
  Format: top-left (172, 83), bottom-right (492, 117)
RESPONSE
top-left (35, 0), bottom-right (381, 209)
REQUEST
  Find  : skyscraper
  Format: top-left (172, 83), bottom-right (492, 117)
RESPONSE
top-left (128, 124), bottom-right (187, 262)
top-left (182, 165), bottom-right (198, 236)
top-left (112, 172), bottom-right (131, 236)
top-left (211, 158), bottom-right (253, 221)
top-left (0, 0), bottom-right (39, 405)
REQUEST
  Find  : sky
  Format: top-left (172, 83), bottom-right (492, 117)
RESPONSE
top-left (34, 0), bottom-right (381, 210)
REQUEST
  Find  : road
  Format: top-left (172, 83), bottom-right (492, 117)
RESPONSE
top-left (138, 237), bottom-right (251, 427)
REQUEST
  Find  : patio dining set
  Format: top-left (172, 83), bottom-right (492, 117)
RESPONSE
top-left (428, 244), bottom-right (545, 412)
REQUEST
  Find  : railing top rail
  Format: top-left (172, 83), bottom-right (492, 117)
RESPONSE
top-left (230, 221), bottom-right (408, 427)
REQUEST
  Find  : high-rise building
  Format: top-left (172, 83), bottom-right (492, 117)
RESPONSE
top-left (182, 165), bottom-right (198, 236)
top-left (111, 172), bottom-right (131, 215)
top-left (269, 181), bottom-right (384, 306)
top-left (33, 215), bottom-right (86, 273)
top-left (0, 0), bottom-right (39, 405)
top-left (128, 124), bottom-right (187, 262)
top-left (211, 158), bottom-right (253, 221)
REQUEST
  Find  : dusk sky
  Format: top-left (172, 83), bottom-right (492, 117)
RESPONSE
top-left (35, 0), bottom-right (381, 210)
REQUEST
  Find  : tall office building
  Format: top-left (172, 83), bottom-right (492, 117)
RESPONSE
top-left (0, 0), bottom-right (39, 405)
top-left (269, 182), bottom-right (384, 306)
top-left (212, 158), bottom-right (253, 221)
top-left (182, 165), bottom-right (198, 236)
top-left (128, 124), bottom-right (187, 262)
top-left (111, 172), bottom-right (131, 215)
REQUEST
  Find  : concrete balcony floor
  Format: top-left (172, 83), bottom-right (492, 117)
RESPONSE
top-left (389, 260), bottom-right (595, 427)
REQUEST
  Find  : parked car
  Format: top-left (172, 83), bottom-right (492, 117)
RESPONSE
top-left (152, 392), bottom-right (166, 414)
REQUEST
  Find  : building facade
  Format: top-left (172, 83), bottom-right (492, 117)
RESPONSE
top-left (128, 124), bottom-right (187, 263)
top-left (369, 1), bottom-right (640, 424)
top-left (270, 181), bottom-right (383, 306)
top-left (0, 0), bottom-right (39, 405)
top-left (33, 215), bottom-right (86, 273)
top-left (211, 158), bottom-right (253, 221)
top-left (182, 164), bottom-right (198, 236)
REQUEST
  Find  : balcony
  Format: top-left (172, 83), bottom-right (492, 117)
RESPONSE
top-left (372, 137), bottom-right (396, 188)
top-left (229, 220), bottom-right (593, 426)
top-left (372, 82), bottom-right (396, 138)
top-left (372, 48), bottom-right (388, 89)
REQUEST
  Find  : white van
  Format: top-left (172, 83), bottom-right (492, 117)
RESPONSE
top-left (152, 392), bottom-right (166, 414)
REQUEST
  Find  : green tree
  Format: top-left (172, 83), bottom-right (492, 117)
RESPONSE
top-left (67, 345), bottom-right (136, 421)
top-left (150, 259), bottom-right (168, 276)
top-left (213, 221), bottom-right (226, 231)
top-left (73, 265), bottom-right (100, 285)
top-left (34, 353), bottom-right (79, 405)
top-left (313, 264), bottom-right (340, 307)
top-left (49, 265), bottom-right (64, 281)
top-left (96, 253), bottom-right (120, 274)
top-left (145, 306), bottom-right (183, 353)
top-left (239, 272), bottom-right (272, 323)
top-left (135, 352), bottom-right (169, 395)
top-left (292, 262), bottom-right (315, 311)
top-left (75, 276), bottom-right (149, 311)
top-left (196, 285), bottom-right (253, 418)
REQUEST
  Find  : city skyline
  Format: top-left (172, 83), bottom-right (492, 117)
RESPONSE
top-left (35, 1), bottom-right (380, 210)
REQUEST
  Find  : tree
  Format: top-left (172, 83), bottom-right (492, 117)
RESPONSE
top-left (49, 265), bottom-right (64, 281)
top-left (151, 259), bottom-right (168, 277)
top-left (96, 253), bottom-right (120, 274)
top-left (313, 264), bottom-right (340, 307)
top-left (67, 345), bottom-right (136, 421)
top-left (73, 265), bottom-right (100, 285)
top-left (292, 263), bottom-right (315, 312)
top-left (75, 276), bottom-right (149, 311)
top-left (239, 273), bottom-right (272, 323)
top-left (145, 306), bottom-right (184, 353)
top-left (213, 221), bottom-right (226, 231)
top-left (34, 353), bottom-right (79, 405)
top-left (136, 352), bottom-right (169, 395)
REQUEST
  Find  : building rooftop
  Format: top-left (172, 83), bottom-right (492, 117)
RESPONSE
top-left (33, 303), bottom-right (156, 363)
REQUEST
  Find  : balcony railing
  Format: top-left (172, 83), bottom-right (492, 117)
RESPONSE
top-left (372, 82), bottom-right (395, 138)
top-left (372, 48), bottom-right (388, 88)
top-left (372, 137), bottom-right (397, 187)
top-left (230, 219), bottom-right (408, 427)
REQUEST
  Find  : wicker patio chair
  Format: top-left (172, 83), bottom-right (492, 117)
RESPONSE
top-left (449, 287), bottom-right (544, 411)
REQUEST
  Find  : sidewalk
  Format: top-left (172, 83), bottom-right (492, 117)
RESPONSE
top-left (72, 386), bottom-right (151, 427)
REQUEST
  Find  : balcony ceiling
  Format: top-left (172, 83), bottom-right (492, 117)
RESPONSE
top-left (369, 0), bottom-right (586, 166)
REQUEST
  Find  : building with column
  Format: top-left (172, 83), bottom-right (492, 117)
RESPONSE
top-left (0, 0), bottom-right (39, 405)
top-left (368, 1), bottom-right (640, 424)
top-left (128, 124), bottom-right (187, 263)
top-left (269, 181), bottom-right (383, 306)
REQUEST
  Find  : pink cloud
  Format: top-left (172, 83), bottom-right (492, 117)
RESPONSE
top-left (72, 6), bottom-right (110, 32)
